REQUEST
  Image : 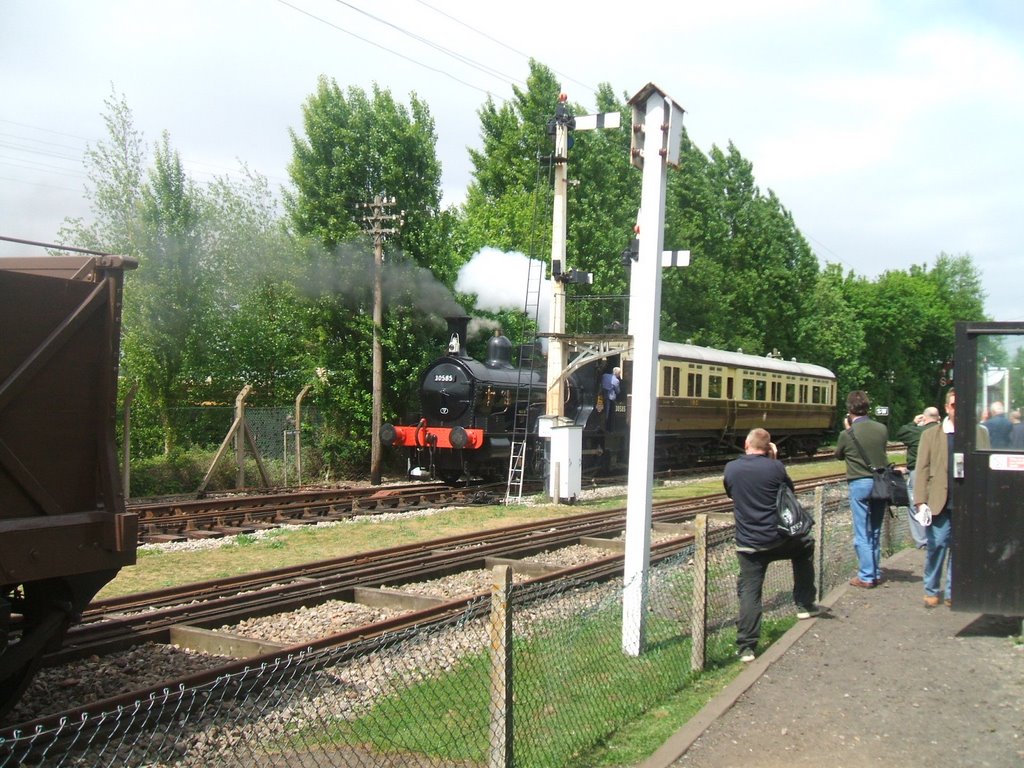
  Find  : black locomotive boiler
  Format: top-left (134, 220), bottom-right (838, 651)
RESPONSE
top-left (0, 252), bottom-right (138, 720)
top-left (381, 316), bottom-right (837, 485)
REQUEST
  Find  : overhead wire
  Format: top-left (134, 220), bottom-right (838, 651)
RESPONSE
top-left (275, 0), bottom-right (503, 100)
top-left (329, 0), bottom-right (526, 89)
top-left (412, 0), bottom-right (597, 97)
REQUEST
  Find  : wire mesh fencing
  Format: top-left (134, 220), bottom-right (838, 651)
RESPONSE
top-left (0, 481), bottom-right (919, 768)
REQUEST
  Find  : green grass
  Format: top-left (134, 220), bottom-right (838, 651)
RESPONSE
top-left (282, 576), bottom-right (795, 768)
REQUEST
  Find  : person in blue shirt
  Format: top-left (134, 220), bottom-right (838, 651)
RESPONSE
top-left (600, 366), bottom-right (621, 430)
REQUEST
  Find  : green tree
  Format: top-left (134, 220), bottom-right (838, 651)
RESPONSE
top-left (285, 79), bottom-right (449, 474)
top-left (58, 85), bottom-right (144, 256)
top-left (662, 142), bottom-right (819, 358)
top-left (459, 61), bottom-right (562, 260)
top-left (198, 167), bottom-right (313, 406)
top-left (122, 131), bottom-right (211, 454)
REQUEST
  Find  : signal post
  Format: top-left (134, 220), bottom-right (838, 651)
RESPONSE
top-left (622, 84), bottom-right (686, 656)
top-left (541, 94), bottom-right (619, 502)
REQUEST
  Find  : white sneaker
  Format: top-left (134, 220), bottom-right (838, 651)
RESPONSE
top-left (796, 606), bottom-right (819, 620)
top-left (739, 649), bottom-right (756, 663)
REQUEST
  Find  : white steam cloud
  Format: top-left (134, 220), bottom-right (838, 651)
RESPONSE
top-left (455, 247), bottom-right (551, 333)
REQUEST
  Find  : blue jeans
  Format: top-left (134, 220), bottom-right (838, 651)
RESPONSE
top-left (924, 509), bottom-right (952, 599)
top-left (907, 469), bottom-right (927, 547)
top-left (849, 477), bottom-right (886, 583)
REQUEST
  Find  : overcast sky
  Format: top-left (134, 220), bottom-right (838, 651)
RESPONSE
top-left (2, 0), bottom-right (1021, 321)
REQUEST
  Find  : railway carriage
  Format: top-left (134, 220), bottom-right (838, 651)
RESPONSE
top-left (651, 342), bottom-right (836, 462)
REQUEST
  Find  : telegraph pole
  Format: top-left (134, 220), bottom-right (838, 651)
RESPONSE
top-left (360, 195), bottom-right (404, 485)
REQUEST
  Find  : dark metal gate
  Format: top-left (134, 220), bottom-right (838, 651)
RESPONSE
top-left (953, 321), bottom-right (1024, 615)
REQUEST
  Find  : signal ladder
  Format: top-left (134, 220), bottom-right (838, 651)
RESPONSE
top-left (505, 254), bottom-right (545, 504)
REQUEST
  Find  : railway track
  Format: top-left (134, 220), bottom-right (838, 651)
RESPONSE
top-left (123, 445), bottom-right (888, 542)
top-left (127, 481), bottom-right (504, 542)
top-left (4, 474), bottom-right (845, 737)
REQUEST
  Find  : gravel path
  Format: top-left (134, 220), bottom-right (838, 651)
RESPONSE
top-left (651, 547), bottom-right (1024, 768)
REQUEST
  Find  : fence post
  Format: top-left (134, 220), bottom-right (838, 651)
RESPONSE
top-left (489, 565), bottom-right (513, 768)
top-left (881, 502), bottom-right (893, 554)
top-left (690, 514), bottom-right (708, 672)
top-left (122, 380), bottom-right (138, 499)
top-left (814, 486), bottom-right (826, 603)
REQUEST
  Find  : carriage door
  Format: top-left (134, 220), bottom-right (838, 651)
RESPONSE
top-left (952, 321), bottom-right (1024, 615)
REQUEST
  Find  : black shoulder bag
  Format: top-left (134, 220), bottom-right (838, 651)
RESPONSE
top-left (777, 482), bottom-right (814, 537)
top-left (847, 426), bottom-right (910, 508)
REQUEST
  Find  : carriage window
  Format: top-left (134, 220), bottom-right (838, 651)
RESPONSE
top-left (662, 366), bottom-right (680, 397)
top-left (727, 378), bottom-right (734, 399)
top-left (755, 380), bottom-right (766, 401)
top-left (687, 372), bottom-right (702, 397)
top-left (742, 379), bottom-right (755, 399)
top-left (812, 386), bottom-right (822, 404)
top-left (708, 375), bottom-right (722, 398)
top-left (771, 381), bottom-right (782, 401)
top-left (799, 384), bottom-right (809, 404)
top-left (785, 383), bottom-right (796, 402)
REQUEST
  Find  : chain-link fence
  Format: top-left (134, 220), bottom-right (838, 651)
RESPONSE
top-left (0, 482), bottom-right (918, 767)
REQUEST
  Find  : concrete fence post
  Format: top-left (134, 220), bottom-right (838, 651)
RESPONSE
top-left (690, 514), bottom-right (709, 672)
top-left (488, 564), bottom-right (513, 768)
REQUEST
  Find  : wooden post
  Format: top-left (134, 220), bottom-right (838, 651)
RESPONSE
top-left (234, 385), bottom-right (250, 488)
top-left (121, 380), bottom-right (139, 499)
top-left (295, 385), bottom-right (311, 486)
top-left (814, 486), bottom-right (826, 603)
top-left (488, 565), bottom-right (513, 768)
top-left (882, 501), bottom-right (893, 555)
top-left (690, 513), bottom-right (708, 672)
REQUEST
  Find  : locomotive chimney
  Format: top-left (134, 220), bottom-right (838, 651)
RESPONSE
top-left (445, 315), bottom-right (471, 358)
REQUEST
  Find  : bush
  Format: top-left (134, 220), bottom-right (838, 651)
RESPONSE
top-left (129, 446), bottom-right (244, 498)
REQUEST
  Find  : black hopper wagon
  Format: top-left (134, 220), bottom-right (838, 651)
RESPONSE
top-left (0, 251), bottom-right (138, 719)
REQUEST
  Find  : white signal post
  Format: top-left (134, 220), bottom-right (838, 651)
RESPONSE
top-left (622, 83), bottom-right (686, 656)
top-left (542, 93), bottom-right (620, 502)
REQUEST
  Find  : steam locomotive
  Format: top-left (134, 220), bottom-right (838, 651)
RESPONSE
top-left (381, 316), bottom-right (837, 485)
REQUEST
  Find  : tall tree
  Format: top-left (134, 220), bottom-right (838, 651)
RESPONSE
top-left (285, 79), bottom-right (448, 476)
top-left (459, 61), bottom-right (562, 259)
top-left (122, 131), bottom-right (210, 453)
top-left (58, 85), bottom-right (144, 255)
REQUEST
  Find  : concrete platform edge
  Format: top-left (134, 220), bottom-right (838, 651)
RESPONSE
top-left (635, 583), bottom-right (846, 768)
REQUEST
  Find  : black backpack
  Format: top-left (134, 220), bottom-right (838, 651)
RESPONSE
top-left (777, 483), bottom-right (814, 537)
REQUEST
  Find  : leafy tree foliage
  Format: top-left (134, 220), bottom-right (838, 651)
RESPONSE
top-left (123, 131), bottom-right (211, 453)
top-left (285, 79), bottom-right (452, 474)
top-left (58, 86), bottom-right (144, 255)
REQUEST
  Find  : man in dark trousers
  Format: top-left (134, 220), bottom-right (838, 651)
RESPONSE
top-left (724, 427), bottom-right (817, 662)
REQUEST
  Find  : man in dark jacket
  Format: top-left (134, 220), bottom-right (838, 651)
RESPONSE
top-left (834, 390), bottom-right (890, 588)
top-left (724, 428), bottom-right (817, 662)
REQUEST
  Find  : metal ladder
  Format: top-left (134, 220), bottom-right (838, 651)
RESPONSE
top-left (505, 254), bottom-right (545, 504)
